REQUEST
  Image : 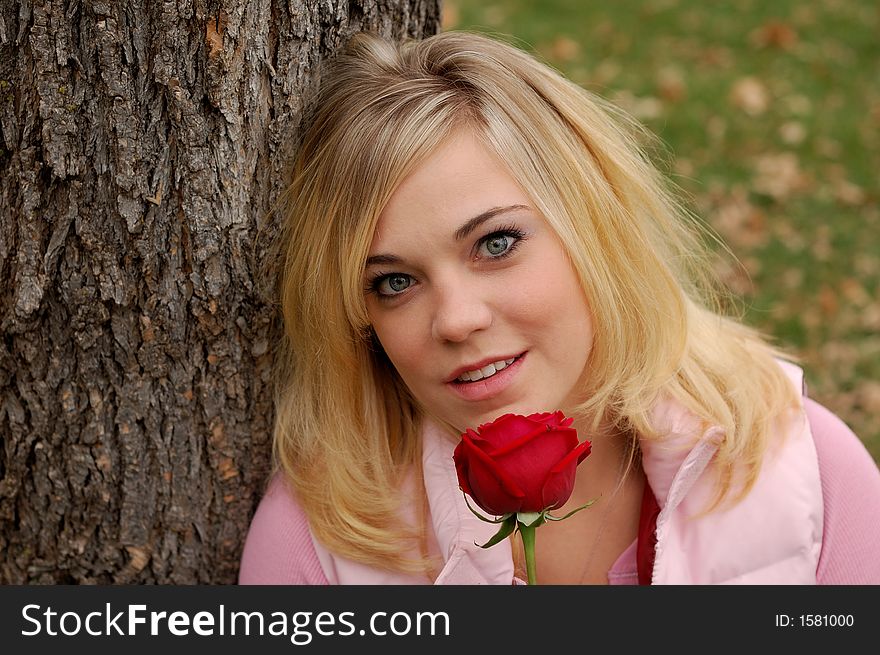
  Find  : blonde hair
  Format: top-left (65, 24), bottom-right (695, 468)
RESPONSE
top-left (271, 30), bottom-right (800, 573)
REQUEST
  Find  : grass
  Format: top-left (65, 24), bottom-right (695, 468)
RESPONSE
top-left (444, 0), bottom-right (880, 461)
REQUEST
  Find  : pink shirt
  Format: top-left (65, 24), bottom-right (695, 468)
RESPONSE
top-left (239, 397), bottom-right (880, 584)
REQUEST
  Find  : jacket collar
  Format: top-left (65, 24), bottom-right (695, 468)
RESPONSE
top-left (421, 419), bottom-right (517, 584)
top-left (640, 395), bottom-right (724, 513)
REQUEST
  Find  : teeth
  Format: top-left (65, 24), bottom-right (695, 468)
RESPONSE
top-left (456, 357), bottom-right (518, 383)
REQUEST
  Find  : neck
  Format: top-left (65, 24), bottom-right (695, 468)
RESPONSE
top-left (522, 417), bottom-right (644, 584)
top-left (563, 416), bottom-right (637, 510)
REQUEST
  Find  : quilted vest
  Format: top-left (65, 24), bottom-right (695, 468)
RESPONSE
top-left (311, 360), bottom-right (822, 584)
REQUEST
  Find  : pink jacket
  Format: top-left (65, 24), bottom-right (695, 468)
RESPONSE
top-left (305, 360), bottom-right (822, 584)
top-left (642, 360), bottom-right (822, 583)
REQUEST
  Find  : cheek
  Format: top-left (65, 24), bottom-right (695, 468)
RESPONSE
top-left (370, 313), bottom-right (425, 381)
top-left (512, 260), bottom-right (595, 360)
top-left (513, 259), bottom-right (592, 324)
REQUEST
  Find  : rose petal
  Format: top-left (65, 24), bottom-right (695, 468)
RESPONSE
top-left (525, 411), bottom-right (556, 424)
top-left (453, 439), bottom-right (474, 497)
top-left (540, 439), bottom-right (593, 509)
top-left (548, 438), bottom-right (592, 475)
top-left (494, 427), bottom-right (579, 510)
top-left (476, 414), bottom-right (541, 449)
top-left (477, 413), bottom-right (516, 433)
top-left (540, 467), bottom-right (578, 510)
top-left (464, 427), bottom-right (493, 448)
top-left (575, 439), bottom-right (592, 464)
top-left (487, 423), bottom-right (548, 457)
top-left (525, 410), bottom-right (573, 428)
top-left (456, 433), bottom-right (526, 514)
top-left (457, 412), bottom-right (582, 514)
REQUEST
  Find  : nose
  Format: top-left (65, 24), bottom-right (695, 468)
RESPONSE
top-left (430, 278), bottom-right (493, 343)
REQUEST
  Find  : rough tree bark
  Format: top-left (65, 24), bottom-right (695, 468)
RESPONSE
top-left (0, 0), bottom-right (440, 583)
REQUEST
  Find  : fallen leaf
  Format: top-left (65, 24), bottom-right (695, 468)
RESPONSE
top-left (613, 90), bottom-right (664, 120)
top-left (818, 285), bottom-right (839, 318)
top-left (771, 219), bottom-right (806, 252)
top-left (840, 278), bottom-right (871, 306)
top-left (802, 305), bottom-right (821, 329)
top-left (752, 152), bottom-right (809, 201)
top-left (656, 66), bottom-right (686, 102)
top-left (781, 268), bottom-right (805, 290)
top-left (833, 179), bottom-right (866, 206)
top-left (730, 77), bottom-right (769, 116)
top-left (779, 121), bottom-right (807, 145)
top-left (710, 188), bottom-right (769, 249)
top-left (712, 257), bottom-right (754, 296)
top-left (871, 99), bottom-right (880, 125)
top-left (819, 342), bottom-right (859, 371)
top-left (592, 59), bottom-right (621, 86)
top-left (854, 253), bottom-right (880, 277)
top-left (551, 35), bottom-right (581, 62)
top-left (750, 20), bottom-right (798, 50)
top-left (856, 382), bottom-right (880, 414)
top-left (701, 46), bottom-right (733, 68)
top-left (816, 137), bottom-right (841, 158)
top-left (706, 116), bottom-right (727, 143)
top-left (673, 157), bottom-right (695, 177)
top-left (861, 303), bottom-right (880, 331)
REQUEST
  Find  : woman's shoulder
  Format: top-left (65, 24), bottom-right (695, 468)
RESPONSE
top-left (806, 395), bottom-right (878, 483)
top-left (238, 471), bottom-right (329, 585)
top-left (804, 396), bottom-right (880, 583)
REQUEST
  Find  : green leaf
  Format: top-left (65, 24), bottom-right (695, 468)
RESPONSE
top-left (461, 492), bottom-right (513, 524)
top-left (476, 515), bottom-right (517, 549)
top-left (545, 498), bottom-right (598, 522)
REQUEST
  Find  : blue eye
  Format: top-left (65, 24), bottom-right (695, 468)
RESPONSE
top-left (477, 226), bottom-right (526, 259)
top-left (374, 273), bottom-right (413, 296)
top-left (365, 225), bottom-right (528, 302)
top-left (483, 234), bottom-right (511, 256)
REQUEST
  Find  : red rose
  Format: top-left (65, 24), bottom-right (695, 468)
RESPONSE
top-left (453, 411), bottom-right (592, 515)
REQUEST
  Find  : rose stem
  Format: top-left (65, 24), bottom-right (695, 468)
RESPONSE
top-left (519, 525), bottom-right (538, 585)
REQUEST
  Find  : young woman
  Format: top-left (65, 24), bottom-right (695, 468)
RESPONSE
top-left (239, 31), bottom-right (880, 584)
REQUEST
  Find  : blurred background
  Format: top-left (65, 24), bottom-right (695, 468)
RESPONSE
top-left (443, 0), bottom-right (879, 461)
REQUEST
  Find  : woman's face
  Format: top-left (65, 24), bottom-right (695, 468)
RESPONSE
top-left (364, 130), bottom-right (595, 432)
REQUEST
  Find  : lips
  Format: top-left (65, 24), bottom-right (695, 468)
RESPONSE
top-left (447, 352), bottom-right (524, 384)
top-left (447, 352), bottom-right (526, 402)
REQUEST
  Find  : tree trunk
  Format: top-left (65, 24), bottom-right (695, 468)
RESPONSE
top-left (0, 0), bottom-right (440, 584)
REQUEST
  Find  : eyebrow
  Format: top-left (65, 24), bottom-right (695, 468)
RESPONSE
top-left (364, 204), bottom-right (531, 269)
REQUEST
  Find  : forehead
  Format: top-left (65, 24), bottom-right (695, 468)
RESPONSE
top-left (368, 131), bottom-right (532, 252)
